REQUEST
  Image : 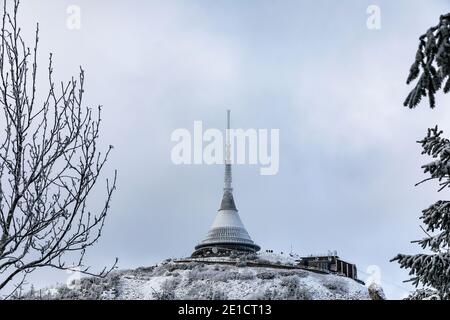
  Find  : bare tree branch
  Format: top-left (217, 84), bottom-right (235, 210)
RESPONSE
top-left (0, 0), bottom-right (117, 298)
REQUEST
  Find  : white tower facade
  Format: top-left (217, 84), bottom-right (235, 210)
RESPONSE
top-left (192, 111), bottom-right (260, 257)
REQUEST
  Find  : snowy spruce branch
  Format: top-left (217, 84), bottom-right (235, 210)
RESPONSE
top-left (404, 13), bottom-right (450, 109)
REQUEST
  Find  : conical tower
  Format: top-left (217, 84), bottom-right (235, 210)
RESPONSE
top-left (192, 110), bottom-right (260, 257)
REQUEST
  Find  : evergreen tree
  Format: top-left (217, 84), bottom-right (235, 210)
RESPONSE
top-left (392, 126), bottom-right (450, 298)
top-left (393, 13), bottom-right (450, 299)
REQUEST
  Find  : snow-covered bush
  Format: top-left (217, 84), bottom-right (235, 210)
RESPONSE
top-left (279, 270), bottom-right (308, 278)
top-left (280, 276), bottom-right (312, 300)
top-left (257, 271), bottom-right (276, 280)
top-left (322, 277), bottom-right (348, 295)
top-left (236, 260), bottom-right (247, 267)
top-left (237, 270), bottom-right (255, 280)
top-left (153, 277), bottom-right (181, 300)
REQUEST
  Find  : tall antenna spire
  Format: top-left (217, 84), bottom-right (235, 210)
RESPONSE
top-left (192, 109), bottom-right (260, 257)
top-left (224, 110), bottom-right (232, 191)
top-left (220, 110), bottom-right (236, 210)
top-left (226, 110), bottom-right (231, 164)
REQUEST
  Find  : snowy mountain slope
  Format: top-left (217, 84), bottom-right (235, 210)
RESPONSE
top-left (31, 254), bottom-right (371, 300)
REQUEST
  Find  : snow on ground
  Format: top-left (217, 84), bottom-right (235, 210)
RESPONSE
top-left (116, 262), bottom-right (369, 300)
top-left (31, 256), bottom-right (370, 300)
top-left (256, 251), bottom-right (299, 265)
top-left (186, 251), bottom-right (299, 265)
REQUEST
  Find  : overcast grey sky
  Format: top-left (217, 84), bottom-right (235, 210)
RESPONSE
top-left (12, 0), bottom-right (450, 299)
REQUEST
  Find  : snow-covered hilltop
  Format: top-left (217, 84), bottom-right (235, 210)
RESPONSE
top-left (25, 253), bottom-right (377, 300)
